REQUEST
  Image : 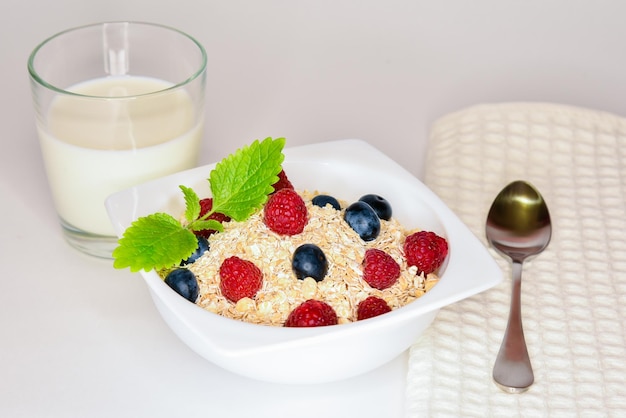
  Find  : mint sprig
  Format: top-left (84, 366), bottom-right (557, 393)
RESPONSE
top-left (112, 137), bottom-right (285, 272)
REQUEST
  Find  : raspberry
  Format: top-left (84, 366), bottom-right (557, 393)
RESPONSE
top-left (263, 188), bottom-right (308, 235)
top-left (362, 248), bottom-right (400, 290)
top-left (284, 299), bottom-right (338, 327)
top-left (357, 296), bottom-right (392, 320)
top-left (403, 231), bottom-right (449, 275)
top-left (219, 256), bottom-right (263, 302)
top-left (194, 198), bottom-right (231, 239)
top-left (271, 169), bottom-right (294, 194)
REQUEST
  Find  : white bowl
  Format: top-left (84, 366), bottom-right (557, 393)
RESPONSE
top-left (105, 139), bottom-right (502, 384)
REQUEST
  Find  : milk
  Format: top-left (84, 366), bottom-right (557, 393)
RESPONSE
top-left (38, 76), bottom-right (202, 236)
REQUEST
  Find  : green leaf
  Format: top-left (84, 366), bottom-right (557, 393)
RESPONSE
top-left (189, 219), bottom-right (224, 233)
top-left (210, 137), bottom-right (285, 221)
top-left (180, 185), bottom-right (201, 223)
top-left (112, 213), bottom-right (198, 272)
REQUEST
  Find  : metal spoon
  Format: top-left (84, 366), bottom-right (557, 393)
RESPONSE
top-left (486, 180), bottom-right (551, 393)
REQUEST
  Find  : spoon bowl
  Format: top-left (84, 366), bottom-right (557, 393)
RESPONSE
top-left (486, 180), bottom-right (551, 393)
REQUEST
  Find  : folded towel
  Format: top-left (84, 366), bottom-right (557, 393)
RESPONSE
top-left (406, 103), bottom-right (626, 417)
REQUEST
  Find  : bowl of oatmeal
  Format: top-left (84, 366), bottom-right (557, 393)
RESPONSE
top-left (106, 139), bottom-right (502, 384)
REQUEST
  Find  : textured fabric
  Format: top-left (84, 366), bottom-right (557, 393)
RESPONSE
top-left (406, 103), bottom-right (626, 417)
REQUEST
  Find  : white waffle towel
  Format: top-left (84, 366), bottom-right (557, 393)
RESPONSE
top-left (406, 103), bottom-right (626, 417)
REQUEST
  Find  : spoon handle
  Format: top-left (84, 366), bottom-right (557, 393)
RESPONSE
top-left (492, 260), bottom-right (534, 393)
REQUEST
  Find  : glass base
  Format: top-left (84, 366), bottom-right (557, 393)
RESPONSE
top-left (60, 220), bottom-right (118, 259)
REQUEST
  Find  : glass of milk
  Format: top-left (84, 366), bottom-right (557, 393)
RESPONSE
top-left (28, 22), bottom-right (207, 258)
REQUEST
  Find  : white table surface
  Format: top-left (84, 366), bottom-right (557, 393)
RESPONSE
top-left (3, 1), bottom-right (626, 417)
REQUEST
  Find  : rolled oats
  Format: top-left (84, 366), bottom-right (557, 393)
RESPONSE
top-left (185, 191), bottom-right (440, 326)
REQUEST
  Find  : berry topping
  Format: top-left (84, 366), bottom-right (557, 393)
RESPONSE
top-left (312, 194), bottom-right (341, 210)
top-left (219, 256), bottom-right (263, 302)
top-left (165, 269), bottom-right (199, 302)
top-left (362, 248), bottom-right (400, 290)
top-left (403, 231), bottom-right (449, 275)
top-left (357, 296), bottom-right (392, 320)
top-left (263, 188), bottom-right (308, 235)
top-left (271, 169), bottom-right (294, 193)
top-left (359, 194), bottom-right (392, 221)
top-left (292, 243), bottom-right (328, 282)
top-left (284, 299), bottom-right (338, 327)
top-left (343, 201), bottom-right (381, 241)
top-left (194, 198), bottom-right (232, 239)
top-left (180, 236), bottom-right (210, 265)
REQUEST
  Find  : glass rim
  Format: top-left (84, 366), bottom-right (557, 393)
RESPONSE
top-left (27, 21), bottom-right (207, 99)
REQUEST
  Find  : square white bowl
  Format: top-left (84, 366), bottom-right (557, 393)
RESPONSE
top-left (105, 139), bottom-right (502, 384)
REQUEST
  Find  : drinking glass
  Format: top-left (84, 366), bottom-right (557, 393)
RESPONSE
top-left (28, 22), bottom-right (207, 258)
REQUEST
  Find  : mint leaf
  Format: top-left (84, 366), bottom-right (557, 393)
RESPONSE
top-left (210, 137), bottom-right (285, 221)
top-left (112, 213), bottom-right (198, 273)
top-left (189, 219), bottom-right (224, 233)
top-left (180, 185), bottom-right (201, 223)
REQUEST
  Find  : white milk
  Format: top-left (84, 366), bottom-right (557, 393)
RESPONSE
top-left (38, 76), bottom-right (202, 236)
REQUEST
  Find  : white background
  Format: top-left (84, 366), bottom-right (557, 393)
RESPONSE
top-left (1, 1), bottom-right (626, 417)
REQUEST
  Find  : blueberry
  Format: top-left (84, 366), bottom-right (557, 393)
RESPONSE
top-left (344, 201), bottom-right (381, 241)
top-left (165, 269), bottom-right (199, 302)
top-left (312, 194), bottom-right (341, 210)
top-left (359, 194), bottom-right (392, 221)
top-left (292, 243), bottom-right (328, 282)
top-left (180, 236), bottom-right (210, 265)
